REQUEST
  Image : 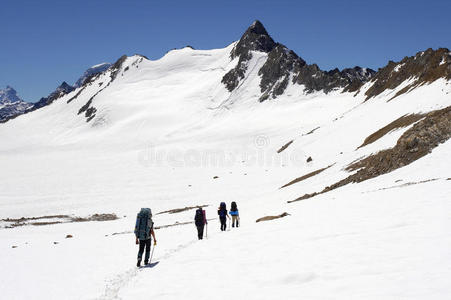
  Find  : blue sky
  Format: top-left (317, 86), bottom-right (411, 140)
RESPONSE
top-left (1, 0), bottom-right (450, 102)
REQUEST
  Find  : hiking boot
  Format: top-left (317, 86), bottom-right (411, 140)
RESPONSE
top-left (144, 261), bottom-right (149, 265)
top-left (137, 260), bottom-right (141, 267)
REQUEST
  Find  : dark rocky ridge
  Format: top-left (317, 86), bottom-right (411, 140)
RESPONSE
top-left (364, 48), bottom-right (451, 100)
top-left (223, 20), bottom-right (375, 101)
top-left (0, 83), bottom-right (74, 123)
top-left (33, 82), bottom-right (75, 110)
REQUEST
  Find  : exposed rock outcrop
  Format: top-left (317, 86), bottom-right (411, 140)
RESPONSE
top-left (364, 48), bottom-right (451, 100)
top-left (289, 106), bottom-right (451, 203)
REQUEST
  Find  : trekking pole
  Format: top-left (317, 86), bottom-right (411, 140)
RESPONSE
top-left (149, 244), bottom-right (155, 264)
top-left (206, 224), bottom-right (208, 239)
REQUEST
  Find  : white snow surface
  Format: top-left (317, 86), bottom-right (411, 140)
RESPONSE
top-left (0, 44), bottom-right (450, 300)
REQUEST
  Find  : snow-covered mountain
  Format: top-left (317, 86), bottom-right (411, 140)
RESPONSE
top-left (1, 62), bottom-right (112, 122)
top-left (0, 21), bottom-right (450, 299)
top-left (74, 62), bottom-right (112, 88)
top-left (0, 86), bottom-right (32, 122)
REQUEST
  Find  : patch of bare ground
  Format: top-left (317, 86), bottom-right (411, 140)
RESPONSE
top-left (289, 106), bottom-right (451, 203)
top-left (1, 213), bottom-right (118, 228)
top-left (358, 114), bottom-right (425, 149)
top-left (156, 205), bottom-right (208, 215)
top-left (277, 140), bottom-right (293, 153)
top-left (280, 164), bottom-right (334, 188)
top-left (256, 212), bottom-right (290, 223)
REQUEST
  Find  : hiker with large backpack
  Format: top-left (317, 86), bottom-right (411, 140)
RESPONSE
top-left (217, 202), bottom-right (230, 231)
top-left (194, 207), bottom-right (207, 240)
top-left (134, 208), bottom-right (157, 267)
top-left (230, 201), bottom-right (239, 227)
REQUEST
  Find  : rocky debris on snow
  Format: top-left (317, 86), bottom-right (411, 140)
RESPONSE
top-left (302, 127), bottom-right (320, 136)
top-left (12, 245), bottom-right (18, 248)
top-left (1, 213), bottom-right (118, 228)
top-left (358, 113), bottom-right (425, 149)
top-left (363, 178), bottom-right (441, 193)
top-left (289, 106), bottom-right (451, 203)
top-left (213, 176), bottom-right (219, 179)
top-left (280, 165), bottom-right (333, 188)
top-left (364, 48), bottom-right (451, 100)
top-left (78, 99), bottom-right (97, 122)
top-left (67, 86), bottom-right (86, 103)
top-left (66, 234), bottom-right (73, 239)
top-left (256, 212), bottom-right (290, 223)
top-left (156, 205), bottom-right (208, 215)
top-left (73, 214), bottom-right (118, 222)
top-left (53, 242), bottom-right (59, 245)
top-left (306, 156), bottom-right (313, 162)
top-left (277, 140), bottom-right (293, 153)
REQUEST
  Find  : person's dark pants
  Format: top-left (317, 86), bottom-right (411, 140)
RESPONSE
top-left (220, 217), bottom-right (227, 231)
top-left (138, 239), bottom-right (151, 263)
top-left (196, 225), bottom-right (204, 239)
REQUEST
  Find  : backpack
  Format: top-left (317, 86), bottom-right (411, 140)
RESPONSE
top-left (194, 208), bottom-right (204, 226)
top-left (134, 208), bottom-right (153, 240)
top-left (231, 201), bottom-right (237, 211)
top-left (218, 202), bottom-right (227, 217)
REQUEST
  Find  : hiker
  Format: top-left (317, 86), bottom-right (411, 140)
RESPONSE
top-left (194, 207), bottom-right (207, 239)
top-left (134, 208), bottom-right (157, 267)
top-left (230, 201), bottom-right (239, 227)
top-left (217, 202), bottom-right (230, 231)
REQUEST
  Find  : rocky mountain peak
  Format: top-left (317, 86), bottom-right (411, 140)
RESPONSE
top-left (223, 21), bottom-right (376, 100)
top-left (0, 86), bottom-right (32, 122)
top-left (0, 85), bottom-right (22, 104)
top-left (230, 20), bottom-right (276, 60)
top-left (57, 82), bottom-right (74, 93)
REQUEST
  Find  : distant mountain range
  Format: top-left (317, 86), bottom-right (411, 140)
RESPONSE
top-left (0, 63), bottom-right (111, 122)
top-left (1, 20), bottom-right (449, 123)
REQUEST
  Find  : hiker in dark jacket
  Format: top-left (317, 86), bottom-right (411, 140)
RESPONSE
top-left (194, 207), bottom-right (207, 239)
top-left (230, 201), bottom-right (239, 227)
top-left (217, 202), bottom-right (230, 231)
top-left (134, 208), bottom-right (157, 267)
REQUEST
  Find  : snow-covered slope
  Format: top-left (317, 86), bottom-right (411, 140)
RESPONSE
top-left (0, 21), bottom-right (450, 300)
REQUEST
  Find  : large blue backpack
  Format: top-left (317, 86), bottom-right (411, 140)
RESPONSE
top-left (134, 208), bottom-right (153, 240)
